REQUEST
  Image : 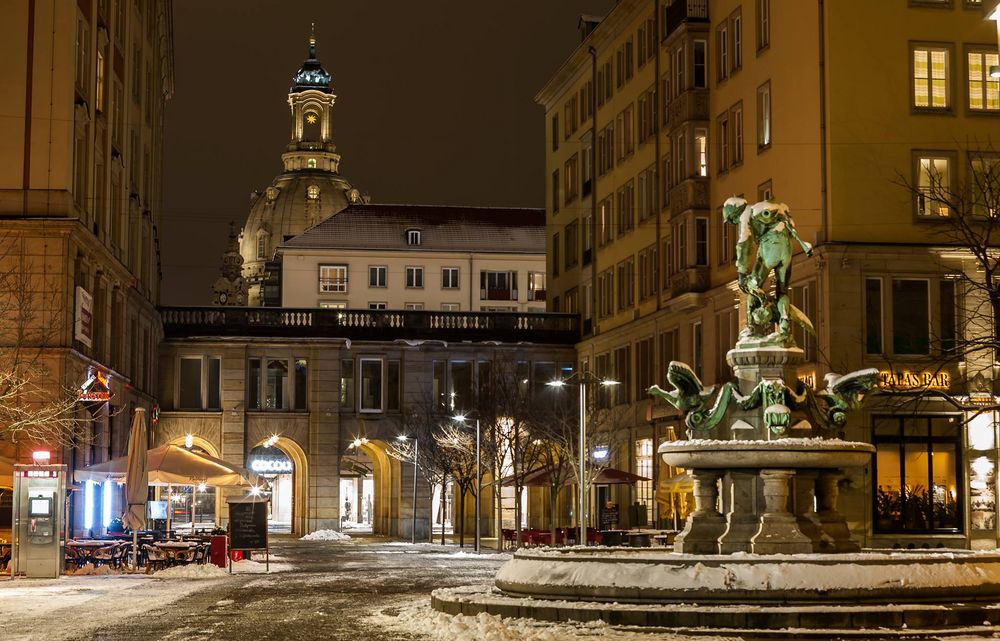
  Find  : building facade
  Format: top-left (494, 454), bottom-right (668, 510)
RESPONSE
top-left (538, 0), bottom-right (1000, 548)
top-left (277, 204), bottom-right (547, 312)
top-left (156, 307), bottom-right (578, 537)
top-left (0, 0), bottom-right (174, 537)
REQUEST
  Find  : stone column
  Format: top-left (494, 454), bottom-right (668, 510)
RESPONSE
top-left (718, 471), bottom-right (759, 553)
top-left (750, 469), bottom-right (813, 554)
top-left (673, 470), bottom-right (727, 554)
top-left (791, 471), bottom-right (828, 552)
top-left (816, 470), bottom-right (860, 553)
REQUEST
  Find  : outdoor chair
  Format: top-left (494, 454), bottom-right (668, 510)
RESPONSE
top-left (64, 547), bottom-right (86, 571)
top-left (500, 528), bottom-right (516, 550)
top-left (192, 544), bottom-right (208, 565)
top-left (170, 548), bottom-right (195, 565)
top-left (143, 544), bottom-right (169, 573)
top-left (92, 545), bottom-right (117, 567)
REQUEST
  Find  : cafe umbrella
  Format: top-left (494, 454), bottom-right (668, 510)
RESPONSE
top-left (122, 408), bottom-right (149, 570)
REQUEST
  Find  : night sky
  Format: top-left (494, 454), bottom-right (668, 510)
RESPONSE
top-left (161, 0), bottom-right (616, 305)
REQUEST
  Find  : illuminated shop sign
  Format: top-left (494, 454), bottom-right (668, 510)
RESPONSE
top-left (249, 458), bottom-right (293, 473)
top-left (78, 368), bottom-right (111, 402)
top-left (878, 370), bottom-right (950, 390)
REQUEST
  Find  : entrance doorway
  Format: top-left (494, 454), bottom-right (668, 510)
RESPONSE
top-left (341, 450), bottom-right (374, 534)
top-left (247, 444), bottom-right (294, 533)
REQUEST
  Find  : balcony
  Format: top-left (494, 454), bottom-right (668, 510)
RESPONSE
top-left (663, 0), bottom-right (709, 40)
top-left (529, 289), bottom-right (546, 302)
top-left (667, 88), bottom-right (709, 125)
top-left (482, 288), bottom-right (518, 301)
top-left (669, 266), bottom-right (711, 297)
top-left (161, 306), bottom-right (580, 344)
top-left (668, 176), bottom-right (710, 217)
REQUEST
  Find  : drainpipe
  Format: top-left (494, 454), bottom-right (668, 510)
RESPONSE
top-left (655, 0), bottom-right (663, 311)
top-left (588, 45), bottom-right (599, 335)
top-left (817, 0), bottom-right (828, 244)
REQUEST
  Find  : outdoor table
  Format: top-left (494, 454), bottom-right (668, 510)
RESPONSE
top-left (627, 532), bottom-right (651, 548)
top-left (600, 530), bottom-right (628, 546)
top-left (67, 540), bottom-right (117, 565)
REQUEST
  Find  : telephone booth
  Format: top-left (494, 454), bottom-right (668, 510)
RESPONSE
top-left (11, 463), bottom-right (67, 578)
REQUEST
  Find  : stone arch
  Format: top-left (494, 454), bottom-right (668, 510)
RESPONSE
top-left (353, 439), bottom-right (400, 536)
top-left (166, 435), bottom-right (223, 525)
top-left (251, 436), bottom-right (309, 535)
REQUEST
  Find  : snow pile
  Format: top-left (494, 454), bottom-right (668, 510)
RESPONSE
top-left (154, 563), bottom-right (229, 579)
top-left (230, 558), bottom-right (295, 573)
top-left (300, 529), bottom-right (351, 541)
top-left (375, 603), bottom-right (712, 641)
top-left (70, 563), bottom-right (118, 576)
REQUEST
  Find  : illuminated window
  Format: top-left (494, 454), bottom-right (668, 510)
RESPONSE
top-left (968, 51), bottom-right (1000, 111)
top-left (916, 154), bottom-right (951, 216)
top-left (635, 438), bottom-right (653, 525)
top-left (307, 185), bottom-right (320, 200)
top-left (757, 81), bottom-right (771, 149)
top-left (971, 154), bottom-right (1000, 217)
top-left (913, 46), bottom-right (950, 109)
top-left (874, 415), bottom-right (961, 534)
top-left (319, 264), bottom-right (348, 293)
top-left (307, 158), bottom-right (317, 168)
top-left (695, 128), bottom-right (708, 176)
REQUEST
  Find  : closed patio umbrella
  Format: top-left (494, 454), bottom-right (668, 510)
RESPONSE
top-left (122, 408), bottom-right (149, 569)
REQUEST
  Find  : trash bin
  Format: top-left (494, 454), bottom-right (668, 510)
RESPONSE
top-left (209, 535), bottom-right (228, 568)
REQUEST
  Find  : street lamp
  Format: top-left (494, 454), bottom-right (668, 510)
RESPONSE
top-left (396, 434), bottom-right (419, 544)
top-left (547, 373), bottom-right (619, 545)
top-left (452, 412), bottom-right (481, 553)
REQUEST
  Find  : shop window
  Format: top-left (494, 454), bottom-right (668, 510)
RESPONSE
top-left (874, 415), bottom-right (962, 533)
top-left (178, 356), bottom-right (221, 410)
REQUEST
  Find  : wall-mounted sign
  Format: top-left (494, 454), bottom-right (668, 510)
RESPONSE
top-left (74, 287), bottom-right (93, 348)
top-left (249, 458), bottom-right (293, 473)
top-left (78, 368), bottom-right (111, 402)
top-left (878, 370), bottom-right (951, 390)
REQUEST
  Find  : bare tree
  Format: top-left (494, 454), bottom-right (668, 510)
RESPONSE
top-left (0, 233), bottom-right (91, 448)
top-left (435, 421), bottom-right (478, 547)
top-left (893, 144), bottom-right (1000, 407)
top-left (390, 404), bottom-right (453, 543)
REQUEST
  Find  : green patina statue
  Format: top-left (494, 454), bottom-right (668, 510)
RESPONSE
top-left (722, 197), bottom-right (814, 346)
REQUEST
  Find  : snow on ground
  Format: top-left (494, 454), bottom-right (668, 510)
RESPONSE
top-left (372, 601), bottom-right (742, 641)
top-left (300, 528), bottom-right (351, 541)
top-left (0, 573), bottom-right (226, 641)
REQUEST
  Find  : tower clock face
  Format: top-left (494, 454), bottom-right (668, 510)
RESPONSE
top-left (305, 113), bottom-right (318, 125)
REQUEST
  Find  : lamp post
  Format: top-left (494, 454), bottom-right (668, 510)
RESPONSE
top-left (453, 413), bottom-right (481, 553)
top-left (397, 435), bottom-right (418, 544)
top-left (547, 373), bottom-right (619, 545)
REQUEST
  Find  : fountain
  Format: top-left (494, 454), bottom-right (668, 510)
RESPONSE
top-left (432, 198), bottom-right (1000, 635)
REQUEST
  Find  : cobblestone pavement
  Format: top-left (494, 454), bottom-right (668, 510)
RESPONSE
top-left (1, 537), bottom-right (507, 641)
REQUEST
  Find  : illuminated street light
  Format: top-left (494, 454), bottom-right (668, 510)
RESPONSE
top-left (546, 373), bottom-right (619, 544)
top-left (452, 412), bottom-right (482, 553)
top-left (397, 434), bottom-right (419, 544)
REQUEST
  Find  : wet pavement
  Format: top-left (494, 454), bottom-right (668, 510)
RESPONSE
top-left (1, 537), bottom-right (508, 641)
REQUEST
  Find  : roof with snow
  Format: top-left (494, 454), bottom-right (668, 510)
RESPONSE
top-left (278, 203), bottom-right (545, 254)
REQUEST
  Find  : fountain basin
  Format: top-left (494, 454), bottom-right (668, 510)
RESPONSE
top-left (659, 438), bottom-right (875, 469)
top-left (493, 547), bottom-right (1000, 604)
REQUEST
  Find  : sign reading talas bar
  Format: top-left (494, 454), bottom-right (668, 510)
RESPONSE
top-left (878, 370), bottom-right (950, 390)
top-left (227, 497), bottom-right (269, 572)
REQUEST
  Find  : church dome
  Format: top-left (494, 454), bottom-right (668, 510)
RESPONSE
top-left (235, 29), bottom-right (365, 306)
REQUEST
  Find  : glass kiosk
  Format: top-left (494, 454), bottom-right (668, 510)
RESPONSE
top-left (12, 463), bottom-right (67, 578)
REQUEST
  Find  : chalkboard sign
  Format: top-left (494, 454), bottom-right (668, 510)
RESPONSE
top-left (599, 504), bottom-right (620, 530)
top-left (229, 499), bottom-right (268, 551)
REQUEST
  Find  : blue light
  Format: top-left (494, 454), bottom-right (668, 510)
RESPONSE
top-left (84, 481), bottom-right (95, 530)
top-left (102, 479), bottom-right (113, 529)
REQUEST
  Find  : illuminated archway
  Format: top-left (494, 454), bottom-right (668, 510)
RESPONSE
top-left (351, 439), bottom-right (400, 536)
top-left (251, 436), bottom-right (309, 535)
top-left (166, 435), bottom-right (224, 527)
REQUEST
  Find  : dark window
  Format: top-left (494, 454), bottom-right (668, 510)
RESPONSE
top-left (294, 359), bottom-right (308, 410)
top-left (248, 358), bottom-right (261, 409)
top-left (940, 280), bottom-right (956, 355)
top-left (865, 278), bottom-right (883, 354)
top-left (179, 358), bottom-right (202, 410)
top-left (387, 360), bottom-right (400, 411)
top-left (892, 279), bottom-right (929, 354)
top-left (340, 359), bottom-right (354, 410)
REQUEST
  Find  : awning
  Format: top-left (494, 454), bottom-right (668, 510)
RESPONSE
top-left (74, 444), bottom-right (266, 489)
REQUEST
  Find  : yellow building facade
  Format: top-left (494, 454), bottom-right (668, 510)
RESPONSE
top-left (538, 0), bottom-right (1000, 548)
top-left (0, 0), bottom-right (173, 536)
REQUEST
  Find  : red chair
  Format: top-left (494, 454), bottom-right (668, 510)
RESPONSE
top-left (586, 527), bottom-right (602, 545)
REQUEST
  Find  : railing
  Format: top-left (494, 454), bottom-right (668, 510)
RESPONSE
top-left (669, 266), bottom-right (711, 297)
top-left (664, 0), bottom-right (709, 40)
top-left (482, 288), bottom-right (518, 301)
top-left (161, 306), bottom-right (580, 344)
top-left (529, 289), bottom-right (547, 302)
